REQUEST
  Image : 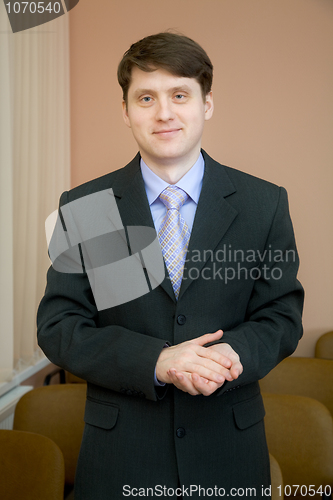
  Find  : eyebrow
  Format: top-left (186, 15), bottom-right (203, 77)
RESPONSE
top-left (132, 85), bottom-right (193, 98)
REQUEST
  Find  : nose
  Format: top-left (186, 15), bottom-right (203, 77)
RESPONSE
top-left (155, 97), bottom-right (175, 122)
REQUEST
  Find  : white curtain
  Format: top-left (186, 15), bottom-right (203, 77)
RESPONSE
top-left (0, 5), bottom-right (14, 382)
top-left (0, 4), bottom-right (70, 381)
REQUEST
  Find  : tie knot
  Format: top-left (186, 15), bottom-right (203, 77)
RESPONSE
top-left (159, 186), bottom-right (188, 211)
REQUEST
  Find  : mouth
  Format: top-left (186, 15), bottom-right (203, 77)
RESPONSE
top-left (153, 128), bottom-right (181, 137)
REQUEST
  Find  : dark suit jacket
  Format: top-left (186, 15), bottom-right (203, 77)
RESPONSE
top-left (37, 150), bottom-right (304, 499)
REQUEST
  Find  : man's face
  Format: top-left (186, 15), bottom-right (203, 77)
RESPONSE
top-left (122, 67), bottom-right (213, 171)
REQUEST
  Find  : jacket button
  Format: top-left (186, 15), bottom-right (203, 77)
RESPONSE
top-left (177, 315), bottom-right (186, 325)
top-left (176, 427), bottom-right (186, 438)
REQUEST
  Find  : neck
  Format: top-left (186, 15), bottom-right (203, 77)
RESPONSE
top-left (141, 150), bottom-right (201, 184)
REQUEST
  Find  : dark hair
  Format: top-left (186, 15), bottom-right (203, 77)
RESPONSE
top-left (117, 32), bottom-right (213, 104)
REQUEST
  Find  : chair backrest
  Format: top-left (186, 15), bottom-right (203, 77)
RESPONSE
top-left (260, 356), bottom-right (333, 416)
top-left (13, 383), bottom-right (86, 487)
top-left (66, 371), bottom-right (86, 384)
top-left (0, 429), bottom-right (65, 500)
top-left (263, 393), bottom-right (333, 496)
top-left (269, 454), bottom-right (283, 500)
top-left (315, 331), bottom-right (333, 360)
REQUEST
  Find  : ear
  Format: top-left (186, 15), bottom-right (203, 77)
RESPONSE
top-left (204, 91), bottom-right (214, 121)
top-left (122, 101), bottom-right (131, 128)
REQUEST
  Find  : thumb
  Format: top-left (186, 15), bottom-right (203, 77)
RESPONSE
top-left (192, 329), bottom-right (223, 346)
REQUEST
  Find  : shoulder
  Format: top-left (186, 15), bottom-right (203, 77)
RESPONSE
top-left (224, 164), bottom-right (287, 208)
top-left (203, 149), bottom-right (279, 190)
top-left (60, 153), bottom-right (141, 205)
top-left (202, 149), bottom-right (286, 209)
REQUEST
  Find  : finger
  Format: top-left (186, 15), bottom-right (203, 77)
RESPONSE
top-left (191, 373), bottom-right (223, 396)
top-left (161, 338), bottom-right (233, 382)
top-left (229, 361), bottom-right (244, 379)
top-left (194, 345), bottom-right (232, 369)
top-left (186, 363), bottom-right (230, 384)
top-left (168, 369), bottom-right (201, 396)
top-left (191, 329), bottom-right (223, 347)
top-left (206, 343), bottom-right (242, 368)
top-left (174, 346), bottom-right (233, 381)
top-left (186, 346), bottom-right (232, 376)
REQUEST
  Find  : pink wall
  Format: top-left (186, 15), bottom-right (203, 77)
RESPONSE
top-left (69, 0), bottom-right (333, 356)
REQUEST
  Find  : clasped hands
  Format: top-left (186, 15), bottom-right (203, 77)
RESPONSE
top-left (156, 330), bottom-right (243, 396)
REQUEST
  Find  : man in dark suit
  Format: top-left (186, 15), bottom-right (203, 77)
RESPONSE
top-left (37, 33), bottom-right (304, 499)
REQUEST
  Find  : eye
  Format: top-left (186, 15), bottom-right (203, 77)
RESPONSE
top-left (141, 96), bottom-right (152, 103)
top-left (174, 93), bottom-right (188, 102)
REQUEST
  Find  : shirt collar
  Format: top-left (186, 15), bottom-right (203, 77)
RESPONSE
top-left (140, 153), bottom-right (205, 206)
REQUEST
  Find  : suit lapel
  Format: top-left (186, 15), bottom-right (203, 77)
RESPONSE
top-left (111, 154), bottom-right (175, 302)
top-left (111, 153), bottom-right (152, 228)
top-left (179, 151), bottom-right (238, 299)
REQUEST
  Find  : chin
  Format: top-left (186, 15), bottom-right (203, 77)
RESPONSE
top-left (154, 145), bottom-right (187, 158)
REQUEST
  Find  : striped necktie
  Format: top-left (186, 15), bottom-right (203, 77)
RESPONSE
top-left (158, 186), bottom-right (190, 299)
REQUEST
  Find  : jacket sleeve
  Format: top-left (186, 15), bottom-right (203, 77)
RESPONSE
top-left (215, 186), bottom-right (304, 395)
top-left (37, 190), bottom-right (168, 402)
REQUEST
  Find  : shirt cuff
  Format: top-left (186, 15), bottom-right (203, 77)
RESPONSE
top-left (154, 369), bottom-right (166, 386)
top-left (154, 343), bottom-right (169, 386)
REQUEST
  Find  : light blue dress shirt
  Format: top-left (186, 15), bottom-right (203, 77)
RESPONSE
top-left (140, 152), bottom-right (205, 234)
